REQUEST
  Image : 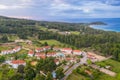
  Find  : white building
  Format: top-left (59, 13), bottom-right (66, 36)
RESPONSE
top-left (73, 50), bottom-right (82, 55)
top-left (1, 46), bottom-right (21, 55)
top-left (28, 50), bottom-right (34, 57)
top-left (35, 48), bottom-right (44, 52)
top-left (60, 48), bottom-right (72, 54)
top-left (6, 60), bottom-right (26, 68)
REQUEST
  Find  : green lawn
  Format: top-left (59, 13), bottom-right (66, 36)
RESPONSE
top-left (70, 31), bottom-right (80, 35)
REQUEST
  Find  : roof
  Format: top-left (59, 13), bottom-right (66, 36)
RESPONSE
top-left (47, 52), bottom-right (56, 55)
top-left (73, 50), bottom-right (81, 52)
top-left (35, 53), bottom-right (46, 59)
top-left (36, 48), bottom-right (43, 51)
top-left (35, 53), bottom-right (45, 55)
top-left (66, 58), bottom-right (73, 60)
top-left (28, 50), bottom-right (34, 54)
top-left (62, 48), bottom-right (72, 50)
top-left (11, 60), bottom-right (25, 64)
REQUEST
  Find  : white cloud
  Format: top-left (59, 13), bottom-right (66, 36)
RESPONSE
top-left (8, 16), bottom-right (33, 19)
top-left (0, 0), bottom-right (33, 10)
top-left (0, 4), bottom-right (23, 10)
top-left (48, 0), bottom-right (120, 18)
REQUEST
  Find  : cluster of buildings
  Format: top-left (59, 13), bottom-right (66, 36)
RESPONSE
top-left (0, 46), bottom-right (21, 55)
top-left (27, 46), bottom-right (83, 65)
top-left (4, 46), bottom-right (97, 69)
top-left (28, 46), bottom-right (83, 58)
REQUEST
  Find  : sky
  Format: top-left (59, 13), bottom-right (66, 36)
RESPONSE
top-left (0, 0), bottom-right (120, 21)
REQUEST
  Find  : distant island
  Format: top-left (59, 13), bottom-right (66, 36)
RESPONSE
top-left (89, 21), bottom-right (107, 25)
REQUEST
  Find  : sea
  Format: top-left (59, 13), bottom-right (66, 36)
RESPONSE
top-left (64, 18), bottom-right (120, 32)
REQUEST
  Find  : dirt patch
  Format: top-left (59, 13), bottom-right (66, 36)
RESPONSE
top-left (87, 52), bottom-right (106, 61)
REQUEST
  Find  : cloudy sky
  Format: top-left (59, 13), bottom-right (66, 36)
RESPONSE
top-left (0, 0), bottom-right (120, 21)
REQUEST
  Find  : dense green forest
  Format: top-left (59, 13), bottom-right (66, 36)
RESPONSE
top-left (0, 16), bottom-right (120, 61)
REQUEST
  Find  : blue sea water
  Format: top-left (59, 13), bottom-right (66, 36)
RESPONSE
top-left (64, 18), bottom-right (120, 32)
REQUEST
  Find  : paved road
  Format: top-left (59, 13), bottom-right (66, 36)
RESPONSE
top-left (61, 52), bottom-right (113, 80)
top-left (62, 52), bottom-right (87, 80)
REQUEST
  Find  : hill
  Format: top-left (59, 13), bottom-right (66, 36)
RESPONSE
top-left (0, 16), bottom-right (120, 61)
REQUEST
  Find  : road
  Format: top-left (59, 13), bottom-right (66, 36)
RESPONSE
top-left (61, 52), bottom-right (113, 80)
top-left (62, 52), bottom-right (87, 80)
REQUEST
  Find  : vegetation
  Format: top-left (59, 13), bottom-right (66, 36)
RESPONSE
top-left (67, 65), bottom-right (117, 80)
top-left (0, 16), bottom-right (120, 61)
top-left (0, 16), bottom-right (120, 80)
top-left (0, 57), bottom-right (58, 80)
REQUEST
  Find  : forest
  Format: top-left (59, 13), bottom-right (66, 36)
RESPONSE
top-left (0, 16), bottom-right (120, 61)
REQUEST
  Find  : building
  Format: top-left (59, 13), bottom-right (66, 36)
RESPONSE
top-left (35, 48), bottom-right (44, 52)
top-left (73, 50), bottom-right (82, 55)
top-left (35, 53), bottom-right (46, 59)
top-left (60, 48), bottom-right (72, 54)
top-left (13, 46), bottom-right (21, 52)
top-left (54, 59), bottom-right (60, 65)
top-left (1, 46), bottom-right (21, 55)
top-left (6, 60), bottom-right (26, 68)
top-left (66, 58), bottom-right (76, 63)
top-left (56, 52), bottom-right (65, 58)
top-left (28, 50), bottom-right (34, 57)
top-left (43, 46), bottom-right (51, 50)
top-left (47, 52), bottom-right (56, 57)
top-left (53, 47), bottom-right (60, 51)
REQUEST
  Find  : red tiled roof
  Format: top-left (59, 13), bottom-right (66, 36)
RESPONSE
top-left (35, 53), bottom-right (45, 55)
top-left (62, 48), bottom-right (72, 50)
top-left (11, 60), bottom-right (25, 64)
top-left (40, 56), bottom-right (46, 59)
top-left (73, 50), bottom-right (81, 52)
top-left (47, 52), bottom-right (56, 55)
top-left (66, 58), bottom-right (73, 60)
top-left (36, 48), bottom-right (43, 50)
top-left (28, 51), bottom-right (34, 54)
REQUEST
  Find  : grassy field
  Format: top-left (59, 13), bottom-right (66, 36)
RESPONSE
top-left (38, 26), bottom-right (48, 31)
top-left (39, 39), bottom-right (77, 48)
top-left (96, 59), bottom-right (120, 73)
top-left (67, 72), bottom-right (88, 80)
top-left (67, 59), bottom-right (120, 80)
top-left (7, 35), bottom-right (19, 41)
top-left (16, 49), bottom-right (28, 54)
top-left (0, 46), bottom-right (12, 51)
top-left (40, 39), bottom-right (62, 45)
top-left (70, 31), bottom-right (80, 35)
